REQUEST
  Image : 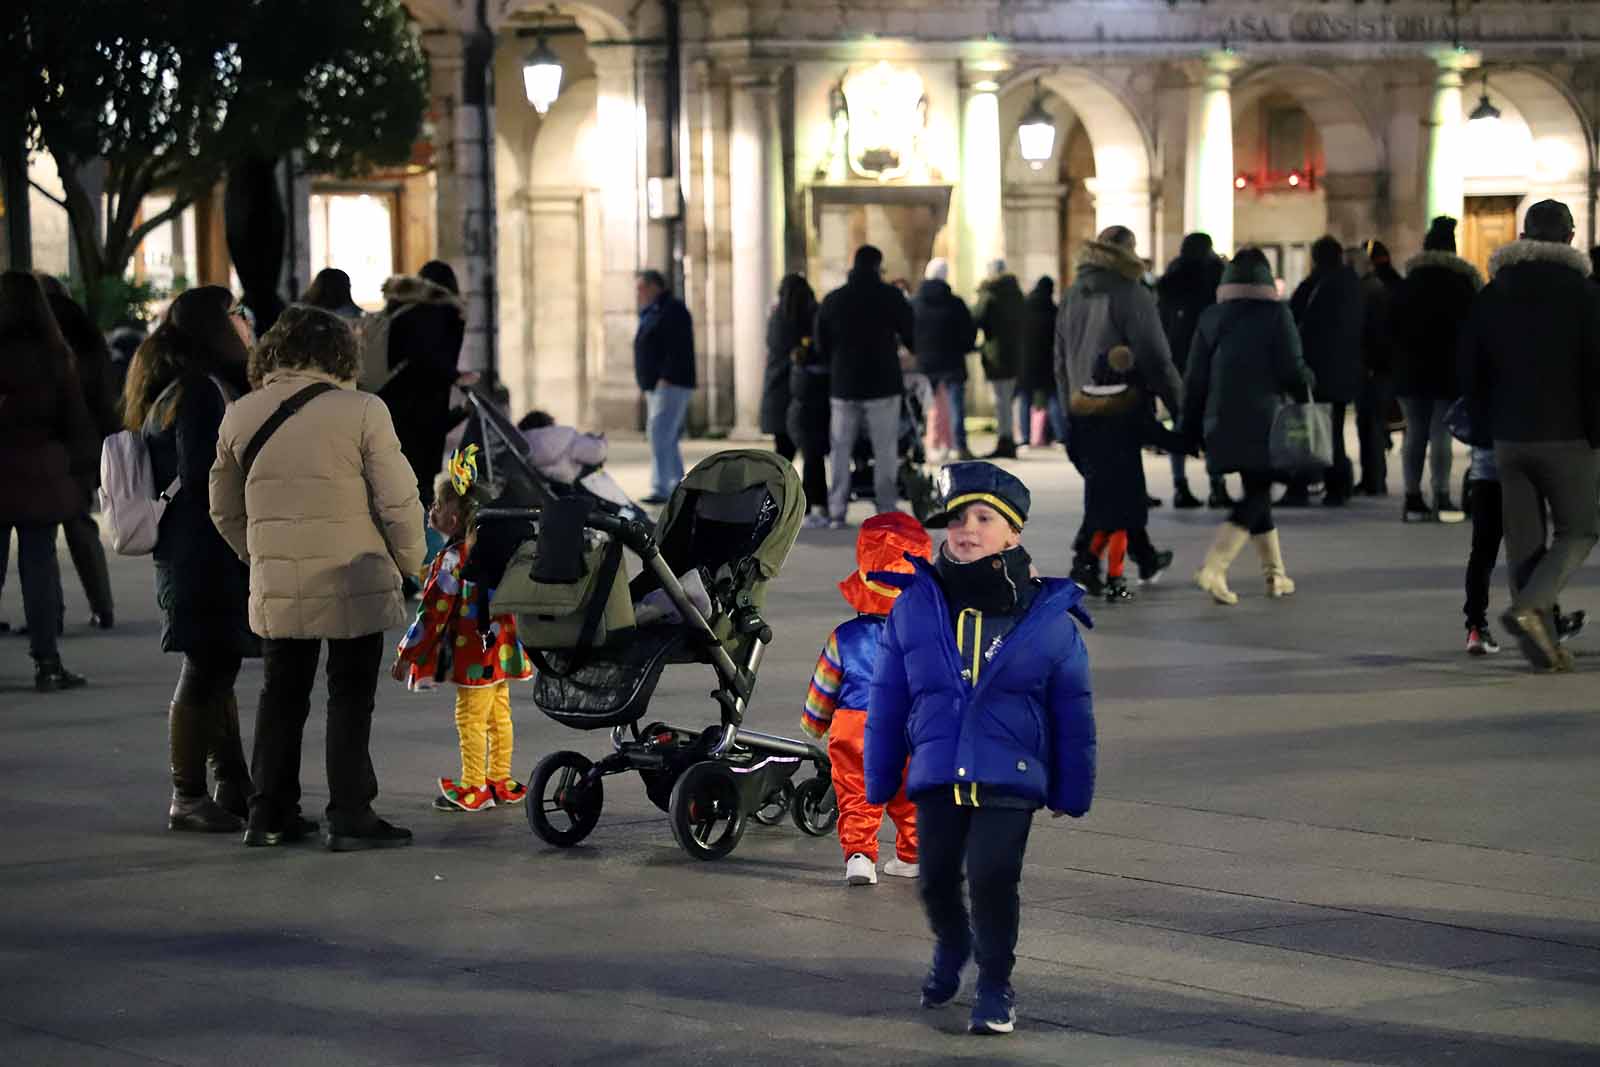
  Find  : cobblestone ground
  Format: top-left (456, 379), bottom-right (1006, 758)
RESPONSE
top-left (2, 434), bottom-right (1598, 1065)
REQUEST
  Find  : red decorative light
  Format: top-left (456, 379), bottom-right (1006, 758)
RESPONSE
top-left (1232, 166), bottom-right (1318, 194)
top-left (1234, 175), bottom-right (1248, 189)
top-left (1287, 171), bottom-right (1301, 187)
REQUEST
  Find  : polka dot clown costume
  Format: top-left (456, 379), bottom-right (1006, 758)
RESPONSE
top-left (394, 446), bottom-right (534, 812)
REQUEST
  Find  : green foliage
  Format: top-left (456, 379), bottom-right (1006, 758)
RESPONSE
top-left (66, 274), bottom-right (169, 331)
top-left (10, 0), bottom-right (429, 315)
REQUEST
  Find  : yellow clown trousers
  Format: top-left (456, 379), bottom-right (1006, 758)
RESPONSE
top-left (454, 681), bottom-right (515, 786)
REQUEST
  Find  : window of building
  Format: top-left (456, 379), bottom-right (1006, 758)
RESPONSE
top-left (309, 191), bottom-right (397, 310)
top-left (1266, 105), bottom-right (1311, 177)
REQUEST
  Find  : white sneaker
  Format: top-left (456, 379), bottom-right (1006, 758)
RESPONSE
top-left (845, 853), bottom-right (878, 885)
top-left (801, 512), bottom-right (829, 530)
top-left (882, 857), bottom-right (919, 879)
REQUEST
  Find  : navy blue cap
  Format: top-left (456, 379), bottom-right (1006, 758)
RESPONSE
top-left (923, 461), bottom-right (1031, 529)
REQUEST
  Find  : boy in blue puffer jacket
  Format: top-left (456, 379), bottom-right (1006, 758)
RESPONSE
top-left (866, 461), bottom-right (1096, 1036)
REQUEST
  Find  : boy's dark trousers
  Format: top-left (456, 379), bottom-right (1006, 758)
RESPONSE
top-left (250, 633), bottom-right (385, 833)
top-left (1464, 478), bottom-right (1502, 627)
top-left (916, 792), bottom-right (1035, 992)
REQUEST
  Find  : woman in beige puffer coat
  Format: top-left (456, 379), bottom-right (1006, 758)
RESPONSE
top-left (210, 305), bottom-right (426, 852)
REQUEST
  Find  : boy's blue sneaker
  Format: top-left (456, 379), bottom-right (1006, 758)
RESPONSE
top-left (919, 941), bottom-right (969, 1009)
top-left (968, 985), bottom-right (1017, 1035)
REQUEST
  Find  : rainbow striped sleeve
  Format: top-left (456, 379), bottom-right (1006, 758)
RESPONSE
top-left (801, 632), bottom-right (844, 738)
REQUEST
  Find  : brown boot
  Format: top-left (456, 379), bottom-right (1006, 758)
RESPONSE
top-left (169, 701), bottom-right (244, 833)
top-left (208, 692), bottom-right (253, 820)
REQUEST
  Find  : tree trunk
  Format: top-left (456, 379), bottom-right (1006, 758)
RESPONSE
top-left (0, 127), bottom-right (30, 271)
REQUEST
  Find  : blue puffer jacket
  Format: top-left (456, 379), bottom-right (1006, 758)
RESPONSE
top-left (865, 559), bottom-right (1097, 816)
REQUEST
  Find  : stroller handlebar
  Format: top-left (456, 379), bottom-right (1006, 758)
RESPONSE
top-left (478, 506), bottom-right (660, 558)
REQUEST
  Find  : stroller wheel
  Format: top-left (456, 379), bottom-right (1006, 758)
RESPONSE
top-left (791, 775), bottom-right (839, 837)
top-left (750, 780), bottom-right (795, 826)
top-left (669, 762), bottom-right (748, 860)
top-left (527, 751), bottom-right (605, 847)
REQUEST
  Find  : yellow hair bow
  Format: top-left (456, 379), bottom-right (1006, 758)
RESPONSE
top-left (449, 445), bottom-right (479, 497)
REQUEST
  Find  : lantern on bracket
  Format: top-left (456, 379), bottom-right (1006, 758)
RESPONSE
top-left (522, 34), bottom-right (563, 114)
top-left (1017, 81), bottom-right (1056, 169)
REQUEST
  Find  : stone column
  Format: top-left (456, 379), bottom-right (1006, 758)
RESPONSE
top-left (1086, 176), bottom-right (1155, 258)
top-left (590, 43), bottom-right (649, 431)
top-left (730, 71), bottom-right (779, 437)
top-left (1003, 185), bottom-right (1066, 288)
top-left (959, 68), bottom-right (1005, 295)
top-left (1423, 49), bottom-right (1472, 228)
top-left (422, 30), bottom-right (496, 378)
top-left (1322, 171), bottom-right (1387, 245)
top-left (1186, 51), bottom-right (1239, 254)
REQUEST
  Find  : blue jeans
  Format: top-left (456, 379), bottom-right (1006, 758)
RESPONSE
top-left (929, 375), bottom-right (968, 452)
top-left (646, 384), bottom-right (693, 499)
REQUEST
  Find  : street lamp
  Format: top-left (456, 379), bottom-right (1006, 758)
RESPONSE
top-left (1469, 73), bottom-right (1501, 123)
top-left (1017, 82), bottom-right (1056, 170)
top-left (522, 36), bottom-right (563, 114)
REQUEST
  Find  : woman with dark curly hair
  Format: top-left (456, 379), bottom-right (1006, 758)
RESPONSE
top-left (123, 285), bottom-right (258, 830)
top-left (211, 304), bottom-right (426, 852)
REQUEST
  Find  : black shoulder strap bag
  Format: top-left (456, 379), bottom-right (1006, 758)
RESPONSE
top-left (240, 383), bottom-right (339, 476)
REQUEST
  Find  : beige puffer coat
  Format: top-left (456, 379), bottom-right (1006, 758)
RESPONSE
top-left (210, 368), bottom-right (426, 640)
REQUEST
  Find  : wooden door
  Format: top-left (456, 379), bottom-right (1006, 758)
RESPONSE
top-left (1462, 196), bottom-right (1521, 279)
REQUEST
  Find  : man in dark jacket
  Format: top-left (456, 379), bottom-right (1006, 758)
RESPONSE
top-left (816, 245), bottom-right (915, 524)
top-left (378, 261), bottom-right (468, 508)
top-left (973, 260), bottom-right (1026, 458)
top-left (1460, 199), bottom-right (1600, 672)
top-left (1353, 240), bottom-right (1403, 495)
top-left (1285, 235), bottom-right (1364, 506)
top-left (633, 269), bottom-right (697, 505)
top-left (1019, 277), bottom-right (1061, 447)
top-left (1157, 233), bottom-right (1226, 508)
top-left (1057, 226), bottom-right (1184, 590)
top-left (912, 258), bottom-right (976, 462)
top-left (1393, 217), bottom-right (1480, 523)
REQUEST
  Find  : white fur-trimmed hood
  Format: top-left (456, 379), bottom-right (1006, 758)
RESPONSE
top-left (1217, 283), bottom-right (1279, 303)
top-left (1403, 251), bottom-right (1483, 289)
top-left (381, 274), bottom-right (466, 311)
top-left (1487, 239), bottom-right (1592, 280)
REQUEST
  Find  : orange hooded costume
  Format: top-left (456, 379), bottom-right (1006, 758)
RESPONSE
top-left (801, 512), bottom-right (931, 863)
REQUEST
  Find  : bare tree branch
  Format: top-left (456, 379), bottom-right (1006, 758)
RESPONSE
top-left (122, 191), bottom-right (198, 262)
top-left (27, 179), bottom-right (68, 210)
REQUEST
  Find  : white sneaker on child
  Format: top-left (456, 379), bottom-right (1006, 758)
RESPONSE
top-left (845, 853), bottom-right (878, 886)
top-left (882, 857), bottom-right (919, 879)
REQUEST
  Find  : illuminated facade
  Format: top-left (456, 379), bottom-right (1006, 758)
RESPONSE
top-left (21, 1), bottom-right (1600, 433)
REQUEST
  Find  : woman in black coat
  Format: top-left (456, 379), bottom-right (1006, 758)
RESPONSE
top-left (1019, 276), bottom-right (1060, 444)
top-left (1183, 249), bottom-right (1315, 607)
top-left (378, 260), bottom-right (468, 507)
top-left (40, 277), bottom-right (119, 625)
top-left (773, 275), bottom-right (827, 524)
top-left (1285, 236), bottom-right (1364, 505)
top-left (123, 286), bottom-right (257, 833)
top-left (0, 271), bottom-right (97, 691)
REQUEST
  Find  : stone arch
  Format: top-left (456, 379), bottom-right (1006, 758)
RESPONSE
top-left (1231, 64), bottom-right (1385, 175)
top-left (495, 0), bottom-right (628, 42)
top-left (998, 67), bottom-right (1156, 255)
top-left (529, 78), bottom-right (603, 186)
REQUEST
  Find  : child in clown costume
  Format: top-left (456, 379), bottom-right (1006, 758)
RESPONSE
top-left (801, 511), bottom-right (931, 886)
top-left (392, 447), bottom-right (534, 812)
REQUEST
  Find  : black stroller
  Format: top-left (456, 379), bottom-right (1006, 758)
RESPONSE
top-left (462, 394), bottom-right (837, 860)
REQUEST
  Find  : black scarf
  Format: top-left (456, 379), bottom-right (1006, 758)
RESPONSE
top-left (936, 544), bottom-right (1035, 617)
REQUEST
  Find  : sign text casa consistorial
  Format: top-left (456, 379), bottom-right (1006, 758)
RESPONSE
top-left (1198, 11), bottom-right (1586, 45)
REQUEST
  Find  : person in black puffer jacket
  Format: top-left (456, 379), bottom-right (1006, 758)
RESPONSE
top-left (912, 258), bottom-right (976, 462)
top-left (1392, 217), bottom-right (1480, 522)
top-left (1285, 236), bottom-right (1364, 506)
top-left (770, 274), bottom-right (829, 524)
top-left (1156, 233), bottom-right (1226, 508)
top-left (377, 261), bottom-right (468, 508)
top-left (1353, 240), bottom-right (1403, 495)
top-left (816, 246), bottom-right (916, 522)
top-left (973, 262), bottom-right (1027, 458)
top-left (1459, 199), bottom-right (1600, 672)
top-left (0, 272), bottom-right (97, 691)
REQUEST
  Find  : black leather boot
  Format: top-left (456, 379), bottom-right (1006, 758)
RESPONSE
top-left (34, 658), bottom-right (87, 692)
top-left (209, 693), bottom-right (253, 820)
top-left (169, 792), bottom-right (245, 833)
top-left (169, 700), bottom-right (241, 832)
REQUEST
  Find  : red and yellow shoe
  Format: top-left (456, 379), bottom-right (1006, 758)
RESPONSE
top-left (488, 778), bottom-right (527, 805)
top-left (434, 777), bottom-right (495, 812)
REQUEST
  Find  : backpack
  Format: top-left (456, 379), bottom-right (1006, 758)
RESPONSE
top-left (357, 305), bottom-right (414, 392)
top-left (98, 377), bottom-right (228, 556)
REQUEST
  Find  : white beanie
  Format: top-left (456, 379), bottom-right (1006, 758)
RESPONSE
top-left (924, 257), bottom-right (950, 282)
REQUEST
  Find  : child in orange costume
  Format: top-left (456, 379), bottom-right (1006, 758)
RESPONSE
top-left (801, 511), bottom-right (931, 886)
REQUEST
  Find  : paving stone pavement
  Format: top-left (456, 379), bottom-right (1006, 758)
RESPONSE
top-left (2, 435), bottom-right (1598, 1065)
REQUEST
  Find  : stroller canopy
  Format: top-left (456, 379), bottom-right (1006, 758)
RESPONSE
top-left (654, 450), bottom-right (805, 582)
